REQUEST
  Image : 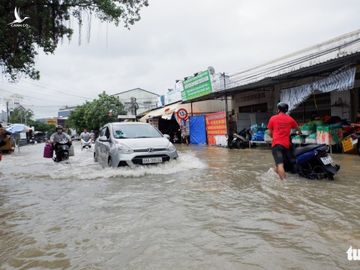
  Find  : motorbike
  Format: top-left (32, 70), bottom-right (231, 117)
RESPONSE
top-left (231, 129), bottom-right (251, 149)
top-left (293, 144), bottom-right (340, 180)
top-left (81, 138), bottom-right (92, 150)
top-left (53, 139), bottom-right (71, 162)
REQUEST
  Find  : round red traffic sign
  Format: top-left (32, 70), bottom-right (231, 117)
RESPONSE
top-left (176, 108), bottom-right (188, 119)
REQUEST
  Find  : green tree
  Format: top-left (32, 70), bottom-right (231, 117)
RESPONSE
top-left (9, 106), bottom-right (34, 124)
top-left (68, 92), bottom-right (126, 132)
top-left (0, 0), bottom-right (149, 80)
top-left (28, 120), bottom-right (56, 134)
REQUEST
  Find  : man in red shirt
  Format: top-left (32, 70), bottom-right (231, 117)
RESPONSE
top-left (268, 102), bottom-right (301, 180)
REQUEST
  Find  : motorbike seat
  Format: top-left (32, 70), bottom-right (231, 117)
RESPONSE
top-left (294, 144), bottom-right (323, 156)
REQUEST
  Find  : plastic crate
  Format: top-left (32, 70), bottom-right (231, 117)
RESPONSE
top-left (341, 136), bottom-right (357, 154)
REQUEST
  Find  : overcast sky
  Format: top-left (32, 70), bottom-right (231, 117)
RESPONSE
top-left (1, 0), bottom-right (359, 118)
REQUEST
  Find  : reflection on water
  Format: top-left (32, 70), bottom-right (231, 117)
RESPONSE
top-left (1, 143), bottom-right (360, 269)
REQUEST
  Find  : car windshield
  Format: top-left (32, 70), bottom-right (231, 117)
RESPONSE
top-left (112, 124), bottom-right (162, 139)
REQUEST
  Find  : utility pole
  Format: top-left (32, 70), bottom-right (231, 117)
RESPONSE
top-left (6, 101), bottom-right (9, 123)
top-left (221, 72), bottom-right (230, 136)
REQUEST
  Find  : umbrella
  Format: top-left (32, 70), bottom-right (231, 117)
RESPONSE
top-left (6, 123), bottom-right (31, 134)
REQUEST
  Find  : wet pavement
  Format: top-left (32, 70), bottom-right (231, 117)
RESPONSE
top-left (1, 142), bottom-right (360, 270)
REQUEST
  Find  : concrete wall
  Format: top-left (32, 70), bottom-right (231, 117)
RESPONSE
top-left (232, 90), bottom-right (273, 130)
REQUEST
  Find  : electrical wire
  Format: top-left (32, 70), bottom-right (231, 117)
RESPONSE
top-left (0, 87), bottom-right (68, 103)
top-left (2, 80), bottom-right (92, 100)
top-left (227, 33), bottom-right (360, 89)
top-left (1, 82), bottom-right (80, 102)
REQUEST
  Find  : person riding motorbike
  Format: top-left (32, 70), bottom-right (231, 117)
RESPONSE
top-left (267, 102), bottom-right (302, 180)
top-left (50, 125), bottom-right (72, 161)
top-left (80, 128), bottom-right (91, 141)
top-left (80, 128), bottom-right (92, 149)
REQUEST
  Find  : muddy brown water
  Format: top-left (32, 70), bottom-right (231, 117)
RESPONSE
top-left (1, 142), bottom-right (360, 270)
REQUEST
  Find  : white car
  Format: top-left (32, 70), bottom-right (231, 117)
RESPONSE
top-left (94, 122), bottom-right (178, 167)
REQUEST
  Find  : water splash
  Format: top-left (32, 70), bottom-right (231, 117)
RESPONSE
top-left (0, 144), bottom-right (207, 180)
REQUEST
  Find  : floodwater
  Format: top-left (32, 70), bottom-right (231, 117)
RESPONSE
top-left (1, 142), bottom-right (360, 270)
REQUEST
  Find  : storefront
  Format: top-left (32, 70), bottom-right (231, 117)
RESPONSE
top-left (274, 67), bottom-right (359, 151)
top-left (140, 98), bottom-right (228, 144)
top-left (139, 102), bottom-right (182, 142)
top-left (217, 63), bottom-right (360, 152)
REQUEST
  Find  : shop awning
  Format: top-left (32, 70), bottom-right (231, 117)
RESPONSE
top-left (280, 67), bottom-right (356, 112)
top-left (140, 102), bottom-right (182, 122)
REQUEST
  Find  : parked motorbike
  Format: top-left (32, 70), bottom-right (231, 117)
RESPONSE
top-left (81, 138), bottom-right (92, 150)
top-left (231, 129), bottom-right (251, 149)
top-left (53, 139), bottom-right (71, 162)
top-left (294, 144), bottom-right (340, 180)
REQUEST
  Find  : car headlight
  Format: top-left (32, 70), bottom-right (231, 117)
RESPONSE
top-left (116, 143), bottom-right (133, 154)
top-left (168, 143), bottom-right (176, 152)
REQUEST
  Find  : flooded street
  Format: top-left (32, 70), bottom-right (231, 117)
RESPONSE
top-left (1, 142), bottom-right (360, 270)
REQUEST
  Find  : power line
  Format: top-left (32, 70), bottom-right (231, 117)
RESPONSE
top-left (1, 82), bottom-right (79, 102)
top-left (0, 80), bottom-right (92, 100)
top-left (0, 87), bottom-right (65, 103)
top-left (22, 104), bottom-right (77, 108)
top-left (18, 80), bottom-right (92, 99)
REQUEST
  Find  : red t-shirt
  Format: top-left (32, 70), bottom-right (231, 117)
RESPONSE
top-left (267, 113), bottom-right (298, 149)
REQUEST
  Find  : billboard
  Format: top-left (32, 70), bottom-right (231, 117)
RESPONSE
top-left (182, 70), bottom-right (213, 101)
top-left (47, 118), bottom-right (57, 126)
top-left (205, 111), bottom-right (227, 146)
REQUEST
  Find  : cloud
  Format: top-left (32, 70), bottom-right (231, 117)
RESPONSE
top-left (1, 0), bottom-right (359, 118)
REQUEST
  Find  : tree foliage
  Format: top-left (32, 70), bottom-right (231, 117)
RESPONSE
top-left (9, 106), bottom-right (34, 124)
top-left (28, 120), bottom-right (56, 134)
top-left (0, 0), bottom-right (149, 80)
top-left (68, 91), bottom-right (126, 132)
top-left (9, 106), bottom-right (55, 133)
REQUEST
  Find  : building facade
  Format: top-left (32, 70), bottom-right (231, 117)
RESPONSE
top-left (113, 88), bottom-right (159, 116)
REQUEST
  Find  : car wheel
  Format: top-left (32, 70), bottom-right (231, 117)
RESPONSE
top-left (94, 151), bottom-right (98, 162)
top-left (108, 156), bottom-right (112, 167)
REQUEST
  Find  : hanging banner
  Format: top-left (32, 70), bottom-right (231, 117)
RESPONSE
top-left (182, 70), bottom-right (213, 101)
top-left (205, 111), bottom-right (227, 145)
top-left (280, 67), bottom-right (356, 112)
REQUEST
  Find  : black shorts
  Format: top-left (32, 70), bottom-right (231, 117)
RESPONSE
top-left (272, 144), bottom-right (295, 167)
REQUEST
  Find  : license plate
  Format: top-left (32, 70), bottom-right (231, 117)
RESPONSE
top-left (320, 156), bottom-right (333, 165)
top-left (142, 157), bottom-right (163, 164)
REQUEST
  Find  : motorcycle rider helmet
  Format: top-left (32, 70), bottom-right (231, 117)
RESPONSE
top-left (56, 125), bottom-right (63, 133)
top-left (277, 102), bottom-right (289, 113)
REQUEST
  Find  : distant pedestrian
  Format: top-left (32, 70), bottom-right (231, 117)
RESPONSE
top-left (180, 120), bottom-right (189, 145)
top-left (227, 115), bottom-right (237, 149)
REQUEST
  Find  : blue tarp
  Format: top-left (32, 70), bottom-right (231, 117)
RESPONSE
top-left (189, 115), bottom-right (207, 144)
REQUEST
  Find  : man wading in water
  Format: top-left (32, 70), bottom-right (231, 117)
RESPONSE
top-left (267, 102), bottom-right (302, 180)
